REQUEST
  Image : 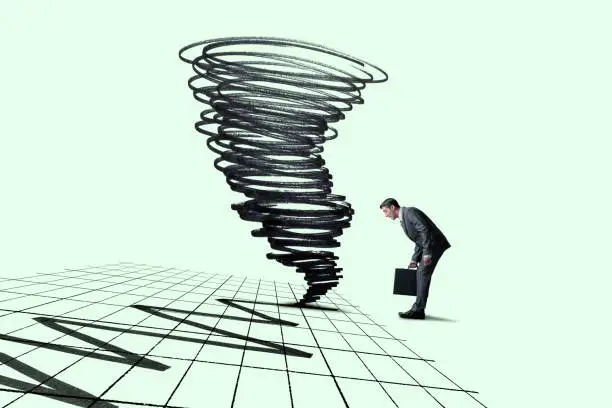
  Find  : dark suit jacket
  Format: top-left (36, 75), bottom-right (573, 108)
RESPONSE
top-left (400, 206), bottom-right (451, 262)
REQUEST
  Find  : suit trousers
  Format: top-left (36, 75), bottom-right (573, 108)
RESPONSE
top-left (410, 250), bottom-right (445, 312)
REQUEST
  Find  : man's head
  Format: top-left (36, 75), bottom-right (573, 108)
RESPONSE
top-left (380, 198), bottom-right (400, 220)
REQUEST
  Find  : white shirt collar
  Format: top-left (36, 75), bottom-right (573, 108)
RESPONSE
top-left (398, 207), bottom-right (403, 221)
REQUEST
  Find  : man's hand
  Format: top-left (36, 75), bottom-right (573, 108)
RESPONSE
top-left (408, 261), bottom-right (417, 269)
top-left (422, 255), bottom-right (432, 266)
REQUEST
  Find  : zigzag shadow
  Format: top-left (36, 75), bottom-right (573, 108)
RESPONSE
top-left (231, 298), bottom-right (340, 312)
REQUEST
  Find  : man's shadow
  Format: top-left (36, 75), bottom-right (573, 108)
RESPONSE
top-left (425, 315), bottom-right (458, 323)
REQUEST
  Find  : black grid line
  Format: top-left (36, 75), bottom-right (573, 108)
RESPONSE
top-left (0, 306), bottom-right (411, 358)
top-left (0, 274), bottom-right (312, 306)
top-left (284, 284), bottom-right (350, 407)
top-left (329, 291), bottom-right (489, 408)
top-left (0, 388), bottom-right (188, 408)
top-left (0, 285), bottom-right (295, 315)
top-left (0, 271), bottom-right (395, 331)
top-left (0, 264), bottom-right (163, 316)
top-left (0, 264), bottom-right (170, 344)
top-left (274, 280), bottom-right (294, 408)
top-left (0, 263), bottom-right (487, 407)
top-left (0, 266), bottom-right (185, 296)
top-left (230, 278), bottom-right (263, 407)
top-left (116, 263), bottom-right (356, 307)
top-left (0, 265), bottom-right (180, 404)
top-left (318, 302), bottom-right (402, 406)
top-left (285, 283), bottom-right (484, 407)
top-left (0, 357), bottom-right (477, 396)
top-left (1, 265), bottom-right (210, 407)
top-left (24, 262), bottom-right (143, 277)
top-left (320, 292), bottom-right (447, 406)
top-left (159, 275), bottom-right (251, 406)
top-left (158, 274), bottom-right (248, 406)
top-left (0, 306), bottom-right (440, 370)
top-left (90, 273), bottom-right (241, 407)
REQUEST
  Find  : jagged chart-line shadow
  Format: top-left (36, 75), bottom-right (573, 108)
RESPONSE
top-left (179, 37), bottom-right (387, 303)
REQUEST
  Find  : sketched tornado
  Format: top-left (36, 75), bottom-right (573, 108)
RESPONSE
top-left (179, 37), bottom-right (387, 303)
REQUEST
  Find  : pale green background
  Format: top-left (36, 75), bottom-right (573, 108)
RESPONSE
top-left (1, 1), bottom-right (610, 407)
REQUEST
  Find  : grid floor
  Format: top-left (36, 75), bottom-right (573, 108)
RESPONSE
top-left (0, 262), bottom-right (488, 407)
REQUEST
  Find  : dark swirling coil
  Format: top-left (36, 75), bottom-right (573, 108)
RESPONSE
top-left (179, 37), bottom-right (387, 303)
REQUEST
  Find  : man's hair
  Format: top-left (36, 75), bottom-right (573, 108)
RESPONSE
top-left (379, 198), bottom-right (400, 209)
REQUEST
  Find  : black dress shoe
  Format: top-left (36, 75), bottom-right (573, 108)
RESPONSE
top-left (398, 310), bottom-right (425, 319)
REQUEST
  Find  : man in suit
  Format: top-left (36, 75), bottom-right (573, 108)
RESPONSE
top-left (380, 198), bottom-right (451, 319)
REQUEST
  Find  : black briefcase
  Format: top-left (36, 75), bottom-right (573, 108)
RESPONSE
top-left (393, 268), bottom-right (417, 296)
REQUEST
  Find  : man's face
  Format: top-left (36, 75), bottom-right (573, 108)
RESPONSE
top-left (381, 205), bottom-right (397, 220)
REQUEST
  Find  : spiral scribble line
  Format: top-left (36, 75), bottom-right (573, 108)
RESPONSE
top-left (179, 37), bottom-right (387, 303)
